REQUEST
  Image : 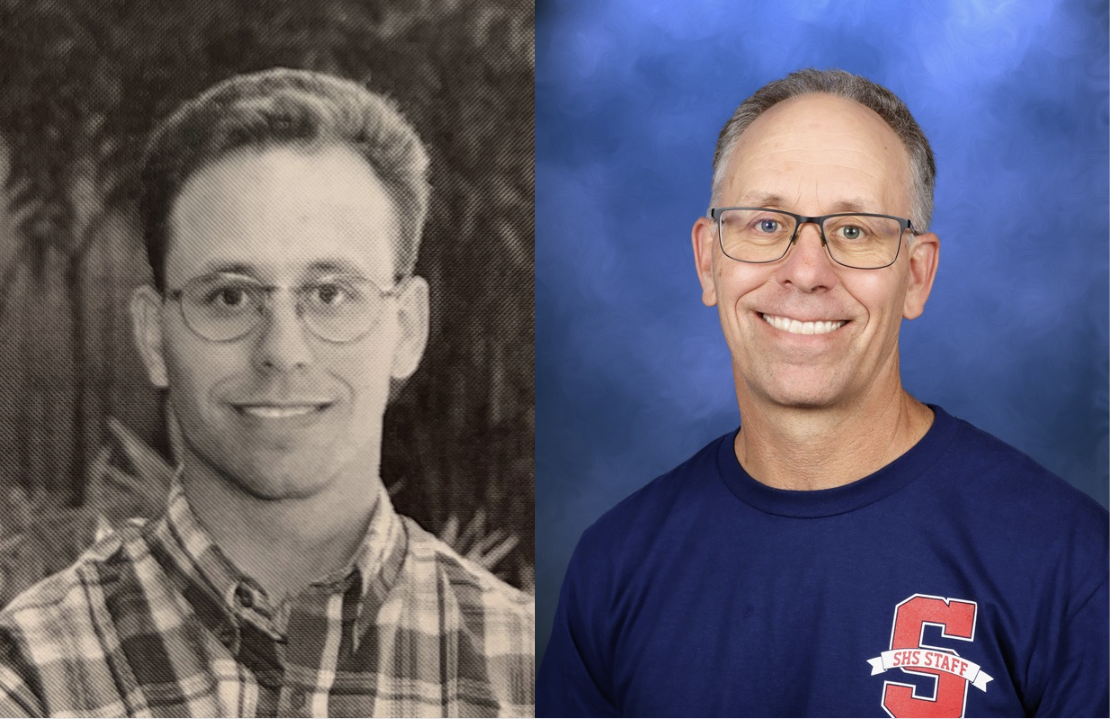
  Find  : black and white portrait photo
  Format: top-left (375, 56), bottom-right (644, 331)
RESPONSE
top-left (0, 1), bottom-right (534, 716)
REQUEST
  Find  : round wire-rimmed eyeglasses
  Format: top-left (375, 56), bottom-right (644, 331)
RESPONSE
top-left (164, 272), bottom-right (405, 343)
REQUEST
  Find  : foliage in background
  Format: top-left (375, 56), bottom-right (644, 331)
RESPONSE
top-left (0, 0), bottom-right (533, 594)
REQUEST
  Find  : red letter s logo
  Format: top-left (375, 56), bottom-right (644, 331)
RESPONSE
top-left (881, 594), bottom-right (978, 718)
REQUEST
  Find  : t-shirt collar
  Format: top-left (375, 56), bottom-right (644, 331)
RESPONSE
top-left (717, 404), bottom-right (958, 518)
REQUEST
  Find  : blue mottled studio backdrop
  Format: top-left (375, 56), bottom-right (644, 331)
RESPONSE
top-left (535, 0), bottom-right (1110, 658)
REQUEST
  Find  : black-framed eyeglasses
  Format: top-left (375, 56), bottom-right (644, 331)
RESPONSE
top-left (165, 272), bottom-right (405, 343)
top-left (708, 207), bottom-right (917, 270)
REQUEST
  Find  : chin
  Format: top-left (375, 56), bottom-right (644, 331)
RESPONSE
top-left (182, 421), bottom-right (375, 502)
top-left (762, 392), bottom-right (840, 411)
top-left (234, 469), bottom-right (330, 501)
top-left (211, 448), bottom-right (340, 501)
top-left (765, 383), bottom-right (863, 412)
top-left (743, 369), bottom-right (847, 410)
top-left (247, 477), bottom-right (326, 501)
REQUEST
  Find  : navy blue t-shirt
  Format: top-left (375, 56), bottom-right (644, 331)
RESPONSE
top-left (538, 406), bottom-right (1109, 717)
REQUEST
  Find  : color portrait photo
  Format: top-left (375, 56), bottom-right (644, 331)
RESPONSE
top-left (536, 0), bottom-right (1108, 716)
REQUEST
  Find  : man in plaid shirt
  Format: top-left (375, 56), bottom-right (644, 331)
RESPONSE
top-left (0, 69), bottom-right (534, 717)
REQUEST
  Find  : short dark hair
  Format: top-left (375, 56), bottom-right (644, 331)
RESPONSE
top-left (139, 67), bottom-right (430, 291)
top-left (712, 68), bottom-right (936, 230)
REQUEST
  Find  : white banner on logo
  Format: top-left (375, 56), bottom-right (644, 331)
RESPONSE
top-left (867, 649), bottom-right (992, 692)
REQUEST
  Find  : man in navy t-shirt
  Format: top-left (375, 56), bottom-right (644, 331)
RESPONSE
top-left (537, 68), bottom-right (1109, 717)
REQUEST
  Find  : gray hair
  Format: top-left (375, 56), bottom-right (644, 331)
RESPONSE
top-left (711, 68), bottom-right (936, 231)
top-left (140, 67), bottom-right (430, 291)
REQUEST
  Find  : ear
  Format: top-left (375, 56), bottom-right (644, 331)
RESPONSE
top-left (130, 285), bottom-right (169, 388)
top-left (902, 232), bottom-right (940, 320)
top-left (692, 216), bottom-right (719, 307)
top-left (391, 276), bottom-right (429, 380)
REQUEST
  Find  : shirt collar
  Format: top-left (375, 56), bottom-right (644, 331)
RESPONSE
top-left (149, 470), bottom-right (408, 643)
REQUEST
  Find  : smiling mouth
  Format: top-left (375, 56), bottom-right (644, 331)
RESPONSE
top-left (233, 403), bottom-right (331, 418)
top-left (761, 313), bottom-right (846, 336)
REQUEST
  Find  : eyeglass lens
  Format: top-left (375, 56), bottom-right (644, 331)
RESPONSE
top-left (717, 209), bottom-right (903, 269)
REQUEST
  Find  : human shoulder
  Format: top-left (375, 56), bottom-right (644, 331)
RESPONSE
top-left (399, 515), bottom-right (534, 620)
top-left (930, 408), bottom-right (1107, 608)
top-left (398, 516), bottom-right (534, 716)
top-left (0, 520), bottom-right (149, 627)
top-left (941, 408), bottom-right (1107, 532)
top-left (574, 430), bottom-right (734, 563)
top-left (933, 410), bottom-right (1110, 715)
top-left (0, 521), bottom-right (153, 715)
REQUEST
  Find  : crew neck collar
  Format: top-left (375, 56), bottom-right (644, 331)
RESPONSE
top-left (717, 404), bottom-right (958, 518)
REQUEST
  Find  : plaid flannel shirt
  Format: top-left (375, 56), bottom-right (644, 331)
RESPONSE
top-left (0, 478), bottom-right (534, 717)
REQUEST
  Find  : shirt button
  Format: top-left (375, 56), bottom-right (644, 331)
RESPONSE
top-left (234, 585), bottom-right (254, 608)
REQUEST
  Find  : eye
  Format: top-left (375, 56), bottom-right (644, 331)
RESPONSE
top-left (306, 281), bottom-right (355, 307)
top-left (316, 284), bottom-right (343, 304)
top-left (203, 284), bottom-right (252, 309)
top-left (838, 224), bottom-right (865, 240)
top-left (756, 218), bottom-right (782, 233)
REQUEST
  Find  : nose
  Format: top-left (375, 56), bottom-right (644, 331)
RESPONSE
top-left (777, 221), bottom-right (839, 292)
top-left (251, 291), bottom-right (314, 372)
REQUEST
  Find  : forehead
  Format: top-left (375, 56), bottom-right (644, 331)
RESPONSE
top-left (165, 143), bottom-right (398, 284)
top-left (721, 93), bottom-right (912, 213)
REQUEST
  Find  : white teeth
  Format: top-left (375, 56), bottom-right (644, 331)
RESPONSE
top-left (762, 314), bottom-right (845, 335)
top-left (240, 405), bottom-right (319, 418)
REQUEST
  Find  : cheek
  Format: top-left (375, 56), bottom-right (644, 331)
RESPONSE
top-left (715, 264), bottom-right (767, 311)
top-left (851, 274), bottom-right (909, 326)
top-left (326, 347), bottom-right (395, 395)
top-left (163, 337), bottom-right (230, 395)
top-left (163, 344), bottom-right (243, 424)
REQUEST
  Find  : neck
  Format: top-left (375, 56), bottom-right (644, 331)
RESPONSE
top-left (181, 456), bottom-right (382, 599)
top-left (733, 380), bottom-right (934, 492)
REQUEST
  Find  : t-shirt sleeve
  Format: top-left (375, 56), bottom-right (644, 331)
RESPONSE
top-left (1024, 498), bottom-right (1110, 719)
top-left (536, 532), bottom-right (620, 718)
top-left (1033, 565), bottom-right (1109, 717)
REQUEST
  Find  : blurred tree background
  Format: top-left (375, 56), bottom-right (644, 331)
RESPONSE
top-left (0, 0), bottom-right (534, 601)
